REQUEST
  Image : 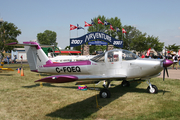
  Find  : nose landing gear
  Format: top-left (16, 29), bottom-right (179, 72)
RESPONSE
top-left (147, 79), bottom-right (158, 94)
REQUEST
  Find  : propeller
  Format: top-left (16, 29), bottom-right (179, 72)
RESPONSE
top-left (162, 48), bottom-right (173, 81)
top-left (163, 48), bottom-right (167, 81)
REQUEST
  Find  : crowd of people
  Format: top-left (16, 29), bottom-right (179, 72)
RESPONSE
top-left (2, 55), bottom-right (17, 64)
top-left (140, 53), bottom-right (180, 70)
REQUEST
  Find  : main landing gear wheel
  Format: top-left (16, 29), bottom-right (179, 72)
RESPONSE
top-left (99, 89), bottom-right (111, 98)
top-left (121, 80), bottom-right (130, 87)
top-left (147, 85), bottom-right (158, 94)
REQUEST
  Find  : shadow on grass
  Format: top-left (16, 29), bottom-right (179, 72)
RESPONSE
top-left (22, 83), bottom-right (78, 89)
top-left (46, 82), bottom-right (170, 119)
top-left (0, 74), bottom-right (14, 76)
top-left (22, 83), bottom-right (113, 90)
top-left (36, 73), bottom-right (52, 76)
top-left (22, 83), bottom-right (59, 88)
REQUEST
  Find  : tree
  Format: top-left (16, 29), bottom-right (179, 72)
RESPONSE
top-left (123, 25), bottom-right (143, 50)
top-left (0, 21), bottom-right (21, 54)
top-left (73, 45), bottom-right (81, 51)
top-left (88, 15), bottom-right (122, 39)
top-left (87, 15), bottom-right (122, 53)
top-left (37, 30), bottom-right (57, 46)
top-left (165, 44), bottom-right (180, 53)
top-left (146, 35), bottom-right (164, 52)
top-left (65, 46), bottom-right (70, 50)
top-left (132, 33), bottom-right (147, 53)
top-left (123, 25), bottom-right (164, 53)
top-left (86, 15), bottom-right (164, 53)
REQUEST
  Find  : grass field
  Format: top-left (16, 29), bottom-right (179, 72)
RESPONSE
top-left (1, 63), bottom-right (180, 120)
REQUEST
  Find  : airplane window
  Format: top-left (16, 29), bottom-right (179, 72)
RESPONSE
top-left (122, 50), bottom-right (138, 60)
top-left (108, 51), bottom-right (119, 62)
top-left (90, 53), bottom-right (105, 62)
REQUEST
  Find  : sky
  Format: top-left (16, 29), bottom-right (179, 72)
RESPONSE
top-left (0, 0), bottom-right (180, 48)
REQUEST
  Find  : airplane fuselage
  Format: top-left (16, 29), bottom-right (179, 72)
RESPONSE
top-left (37, 49), bottom-right (165, 80)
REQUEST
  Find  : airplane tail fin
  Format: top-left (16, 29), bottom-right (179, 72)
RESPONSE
top-left (6, 42), bottom-right (53, 72)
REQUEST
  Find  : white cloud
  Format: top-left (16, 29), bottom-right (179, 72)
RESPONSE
top-left (178, 27), bottom-right (180, 30)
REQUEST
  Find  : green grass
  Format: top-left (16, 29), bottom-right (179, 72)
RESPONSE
top-left (1, 64), bottom-right (180, 120)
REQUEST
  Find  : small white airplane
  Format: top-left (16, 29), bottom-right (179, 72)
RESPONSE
top-left (7, 42), bottom-right (173, 98)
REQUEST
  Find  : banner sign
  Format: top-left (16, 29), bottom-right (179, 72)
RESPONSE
top-left (88, 41), bottom-right (108, 45)
top-left (70, 32), bottom-right (123, 48)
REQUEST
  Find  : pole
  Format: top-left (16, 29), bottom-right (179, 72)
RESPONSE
top-left (122, 30), bottom-right (123, 40)
top-left (77, 29), bottom-right (78, 37)
top-left (69, 30), bottom-right (72, 50)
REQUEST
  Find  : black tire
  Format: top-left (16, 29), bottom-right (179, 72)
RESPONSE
top-left (121, 80), bottom-right (130, 87)
top-left (99, 89), bottom-right (111, 98)
top-left (147, 85), bottom-right (158, 94)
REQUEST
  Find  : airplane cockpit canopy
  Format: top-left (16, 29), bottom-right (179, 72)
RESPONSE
top-left (122, 50), bottom-right (138, 60)
top-left (90, 53), bottom-right (105, 62)
top-left (90, 49), bottom-right (138, 62)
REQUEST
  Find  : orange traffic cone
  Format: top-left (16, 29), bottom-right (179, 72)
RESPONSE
top-left (18, 68), bottom-right (20, 73)
top-left (21, 68), bottom-right (24, 76)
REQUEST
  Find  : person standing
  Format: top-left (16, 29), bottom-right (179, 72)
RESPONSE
top-left (0, 53), bottom-right (3, 62)
top-left (7, 55), bottom-right (10, 64)
top-left (172, 55), bottom-right (178, 70)
top-left (21, 55), bottom-right (23, 68)
top-left (178, 56), bottom-right (180, 68)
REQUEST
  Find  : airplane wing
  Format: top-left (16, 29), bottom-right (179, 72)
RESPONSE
top-left (35, 74), bottom-right (127, 83)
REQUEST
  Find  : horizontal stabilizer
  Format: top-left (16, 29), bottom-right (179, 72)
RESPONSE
top-left (6, 42), bottom-right (37, 47)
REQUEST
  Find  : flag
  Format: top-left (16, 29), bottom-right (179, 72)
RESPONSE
top-left (77, 24), bottom-right (84, 30)
top-left (122, 28), bottom-right (127, 33)
top-left (116, 27), bottom-right (121, 32)
top-left (98, 18), bottom-right (104, 25)
top-left (110, 25), bottom-right (115, 31)
top-left (146, 48), bottom-right (151, 56)
top-left (84, 21), bottom-right (92, 27)
top-left (91, 19), bottom-right (96, 25)
top-left (70, 24), bottom-right (77, 30)
top-left (104, 20), bottom-right (110, 26)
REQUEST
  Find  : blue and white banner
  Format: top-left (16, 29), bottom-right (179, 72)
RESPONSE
top-left (88, 41), bottom-right (108, 45)
top-left (70, 32), bottom-right (123, 48)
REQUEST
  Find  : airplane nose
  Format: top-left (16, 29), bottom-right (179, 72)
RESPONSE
top-left (163, 59), bottom-right (173, 67)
